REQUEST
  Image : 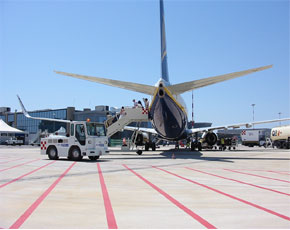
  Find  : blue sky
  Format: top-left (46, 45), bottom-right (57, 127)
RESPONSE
top-left (1, 0), bottom-right (289, 128)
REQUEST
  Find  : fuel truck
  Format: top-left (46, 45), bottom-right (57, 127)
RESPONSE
top-left (271, 125), bottom-right (290, 149)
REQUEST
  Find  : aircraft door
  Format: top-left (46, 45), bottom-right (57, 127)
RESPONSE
top-left (75, 124), bottom-right (86, 146)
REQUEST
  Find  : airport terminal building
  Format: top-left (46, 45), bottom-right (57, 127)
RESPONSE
top-left (0, 106), bottom-right (111, 144)
top-left (0, 106), bottom-right (111, 133)
top-left (0, 105), bottom-right (213, 145)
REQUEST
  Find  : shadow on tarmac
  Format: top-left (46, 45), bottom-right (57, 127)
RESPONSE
top-left (1, 148), bottom-right (289, 184)
top-left (107, 148), bottom-right (290, 162)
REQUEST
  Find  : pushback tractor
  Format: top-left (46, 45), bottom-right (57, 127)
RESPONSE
top-left (41, 121), bottom-right (109, 161)
top-left (17, 95), bottom-right (109, 161)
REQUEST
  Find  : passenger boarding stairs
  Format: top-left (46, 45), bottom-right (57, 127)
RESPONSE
top-left (105, 107), bottom-right (150, 137)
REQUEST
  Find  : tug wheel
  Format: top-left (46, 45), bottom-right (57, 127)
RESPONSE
top-left (70, 147), bottom-right (83, 161)
top-left (47, 146), bottom-right (59, 160)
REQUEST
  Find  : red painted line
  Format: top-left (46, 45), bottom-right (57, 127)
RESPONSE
top-left (267, 170), bottom-right (290, 176)
top-left (124, 164), bottom-right (216, 229)
top-left (186, 168), bottom-right (290, 196)
top-left (0, 159), bottom-right (41, 173)
top-left (9, 162), bottom-right (76, 229)
top-left (226, 168), bottom-right (290, 175)
top-left (224, 169), bottom-right (290, 184)
top-left (97, 163), bottom-right (118, 229)
top-left (153, 166), bottom-right (290, 222)
top-left (0, 158), bottom-right (25, 164)
top-left (0, 161), bottom-right (56, 189)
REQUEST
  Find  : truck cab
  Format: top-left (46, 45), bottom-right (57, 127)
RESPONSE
top-left (41, 121), bottom-right (109, 161)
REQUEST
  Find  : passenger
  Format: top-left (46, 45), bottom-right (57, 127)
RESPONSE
top-left (112, 114), bottom-right (119, 123)
top-left (143, 98), bottom-right (149, 110)
top-left (137, 100), bottom-right (143, 108)
top-left (119, 106), bottom-right (126, 119)
top-left (133, 99), bottom-right (138, 108)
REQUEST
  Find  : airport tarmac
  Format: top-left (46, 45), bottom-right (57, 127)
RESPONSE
top-left (0, 145), bottom-right (289, 229)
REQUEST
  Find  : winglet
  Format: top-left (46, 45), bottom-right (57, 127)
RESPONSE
top-left (16, 95), bottom-right (71, 123)
top-left (17, 95), bottom-right (31, 118)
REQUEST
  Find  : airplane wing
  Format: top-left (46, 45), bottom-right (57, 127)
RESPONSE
top-left (54, 71), bottom-right (156, 95)
top-left (187, 117), bottom-right (290, 134)
top-left (124, 126), bottom-right (158, 135)
top-left (17, 95), bottom-right (71, 123)
top-left (168, 65), bottom-right (273, 95)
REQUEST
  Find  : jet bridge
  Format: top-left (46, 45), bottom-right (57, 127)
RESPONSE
top-left (105, 107), bottom-right (150, 137)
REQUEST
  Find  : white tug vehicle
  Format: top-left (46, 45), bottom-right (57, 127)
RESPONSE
top-left (40, 121), bottom-right (108, 161)
top-left (17, 96), bottom-right (109, 161)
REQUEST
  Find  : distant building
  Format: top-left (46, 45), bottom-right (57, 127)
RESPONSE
top-left (0, 106), bottom-right (214, 145)
top-left (0, 106), bottom-right (110, 134)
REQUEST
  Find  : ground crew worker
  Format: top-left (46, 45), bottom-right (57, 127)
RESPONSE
top-left (143, 98), bottom-right (149, 109)
top-left (122, 137), bottom-right (127, 146)
top-left (221, 137), bottom-right (225, 150)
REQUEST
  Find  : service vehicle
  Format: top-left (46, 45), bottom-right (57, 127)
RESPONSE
top-left (5, 137), bottom-right (23, 146)
top-left (215, 137), bottom-right (238, 151)
top-left (17, 95), bottom-right (109, 161)
top-left (241, 130), bottom-right (266, 147)
top-left (271, 125), bottom-right (290, 149)
top-left (41, 121), bottom-right (109, 161)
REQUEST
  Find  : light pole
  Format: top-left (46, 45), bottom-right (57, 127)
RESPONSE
top-left (53, 113), bottom-right (56, 133)
top-left (251, 104), bottom-right (255, 129)
top-left (278, 112), bottom-right (282, 126)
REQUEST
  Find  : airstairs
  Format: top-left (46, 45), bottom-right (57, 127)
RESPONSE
top-left (105, 107), bottom-right (150, 137)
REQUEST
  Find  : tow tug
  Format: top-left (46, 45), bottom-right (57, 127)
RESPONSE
top-left (40, 121), bottom-right (108, 160)
top-left (17, 95), bottom-right (109, 161)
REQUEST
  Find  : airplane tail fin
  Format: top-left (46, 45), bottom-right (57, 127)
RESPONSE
top-left (160, 0), bottom-right (169, 82)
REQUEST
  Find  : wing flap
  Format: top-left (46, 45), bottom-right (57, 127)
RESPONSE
top-left (168, 65), bottom-right (273, 95)
top-left (55, 71), bottom-right (156, 95)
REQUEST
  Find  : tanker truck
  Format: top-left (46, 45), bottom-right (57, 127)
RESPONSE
top-left (271, 125), bottom-right (290, 149)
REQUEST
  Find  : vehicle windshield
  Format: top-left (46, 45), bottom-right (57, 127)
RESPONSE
top-left (86, 122), bottom-right (106, 136)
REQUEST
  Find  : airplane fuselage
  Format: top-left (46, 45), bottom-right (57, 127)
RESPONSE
top-left (149, 79), bottom-right (188, 141)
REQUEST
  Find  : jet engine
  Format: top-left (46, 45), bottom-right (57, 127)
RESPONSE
top-left (201, 132), bottom-right (218, 146)
top-left (131, 131), bottom-right (156, 151)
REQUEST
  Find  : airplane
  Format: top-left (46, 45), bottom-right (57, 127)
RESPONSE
top-left (54, 0), bottom-right (289, 150)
